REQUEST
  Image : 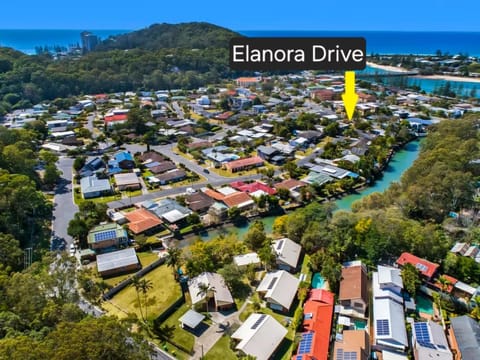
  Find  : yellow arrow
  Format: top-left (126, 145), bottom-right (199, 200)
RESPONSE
top-left (341, 71), bottom-right (358, 120)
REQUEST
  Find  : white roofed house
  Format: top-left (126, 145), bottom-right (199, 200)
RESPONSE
top-left (272, 238), bottom-right (302, 272)
top-left (232, 313), bottom-right (287, 360)
top-left (188, 272), bottom-right (234, 312)
top-left (234, 252), bottom-right (261, 268)
top-left (257, 270), bottom-right (300, 313)
top-left (372, 266), bottom-right (408, 352)
top-left (411, 321), bottom-right (452, 360)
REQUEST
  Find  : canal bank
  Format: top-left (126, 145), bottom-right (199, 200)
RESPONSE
top-left (177, 139), bottom-right (423, 246)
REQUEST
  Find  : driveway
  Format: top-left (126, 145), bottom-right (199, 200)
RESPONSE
top-left (52, 156), bottom-right (78, 246)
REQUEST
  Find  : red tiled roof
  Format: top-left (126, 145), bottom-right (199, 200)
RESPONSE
top-left (215, 111), bottom-right (234, 120)
top-left (222, 192), bottom-right (253, 208)
top-left (230, 181), bottom-right (276, 195)
top-left (224, 156), bottom-right (264, 171)
top-left (124, 208), bottom-right (162, 235)
top-left (396, 252), bottom-right (440, 279)
top-left (293, 292), bottom-right (334, 360)
top-left (236, 77), bottom-right (261, 83)
top-left (308, 289), bottom-right (335, 305)
top-left (104, 114), bottom-right (128, 123)
top-left (339, 265), bottom-right (368, 303)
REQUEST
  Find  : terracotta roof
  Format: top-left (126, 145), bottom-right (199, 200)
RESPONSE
top-left (224, 156), bottom-right (264, 170)
top-left (124, 208), bottom-right (162, 235)
top-left (433, 274), bottom-right (458, 293)
top-left (308, 289), bottom-right (335, 305)
top-left (222, 192), bottom-right (253, 208)
top-left (294, 292), bottom-right (334, 360)
top-left (339, 265), bottom-right (368, 303)
top-left (236, 77), bottom-right (261, 83)
top-left (202, 188), bottom-right (226, 201)
top-left (275, 179), bottom-right (307, 190)
top-left (396, 252), bottom-right (440, 279)
top-left (230, 181), bottom-right (276, 195)
top-left (104, 114), bottom-right (127, 123)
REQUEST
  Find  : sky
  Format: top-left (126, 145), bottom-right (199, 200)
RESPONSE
top-left (1, 0), bottom-right (480, 31)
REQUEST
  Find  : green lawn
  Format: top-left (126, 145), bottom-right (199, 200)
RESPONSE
top-left (204, 335), bottom-right (238, 360)
top-left (158, 303), bottom-right (195, 354)
top-left (102, 264), bottom-right (182, 321)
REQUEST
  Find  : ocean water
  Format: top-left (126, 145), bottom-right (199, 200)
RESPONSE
top-left (240, 31), bottom-right (480, 56)
top-left (1, 29), bottom-right (480, 57)
top-left (0, 29), bottom-right (129, 54)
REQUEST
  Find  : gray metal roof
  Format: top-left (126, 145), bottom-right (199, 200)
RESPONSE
top-left (450, 316), bottom-right (480, 360)
top-left (179, 309), bottom-right (205, 329)
top-left (96, 248), bottom-right (139, 273)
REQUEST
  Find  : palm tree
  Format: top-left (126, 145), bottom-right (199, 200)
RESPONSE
top-left (138, 278), bottom-right (153, 321)
top-left (197, 282), bottom-right (216, 314)
top-left (131, 276), bottom-right (144, 321)
top-left (471, 296), bottom-right (480, 320)
top-left (166, 247), bottom-right (182, 280)
top-left (437, 275), bottom-right (451, 295)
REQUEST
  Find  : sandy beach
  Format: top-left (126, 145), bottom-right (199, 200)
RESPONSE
top-left (366, 61), bottom-right (410, 73)
top-left (413, 74), bottom-right (480, 84)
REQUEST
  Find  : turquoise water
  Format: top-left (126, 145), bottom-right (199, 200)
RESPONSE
top-left (335, 140), bottom-right (421, 211)
top-left (312, 273), bottom-right (326, 289)
top-left (361, 65), bottom-right (480, 98)
top-left (416, 294), bottom-right (434, 315)
top-left (354, 319), bottom-right (367, 330)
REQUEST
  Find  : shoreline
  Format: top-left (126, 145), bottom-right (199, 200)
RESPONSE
top-left (367, 61), bottom-right (480, 84)
top-left (412, 74), bottom-right (480, 84)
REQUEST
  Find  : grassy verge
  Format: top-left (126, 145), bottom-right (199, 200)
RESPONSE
top-left (204, 335), bottom-right (237, 360)
top-left (102, 265), bottom-right (182, 321)
top-left (209, 167), bottom-right (263, 178)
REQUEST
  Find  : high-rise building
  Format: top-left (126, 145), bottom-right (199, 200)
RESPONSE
top-left (80, 31), bottom-right (99, 53)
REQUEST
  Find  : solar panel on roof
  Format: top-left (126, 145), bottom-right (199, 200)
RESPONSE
top-left (267, 277), bottom-right (278, 290)
top-left (344, 352), bottom-right (358, 360)
top-left (251, 314), bottom-right (266, 330)
top-left (414, 322), bottom-right (431, 343)
top-left (437, 345), bottom-right (447, 350)
top-left (94, 230), bottom-right (117, 242)
top-left (336, 349), bottom-right (344, 360)
top-left (297, 332), bottom-right (314, 355)
top-left (416, 263), bottom-right (428, 272)
top-left (276, 240), bottom-right (284, 250)
top-left (376, 319), bottom-right (390, 336)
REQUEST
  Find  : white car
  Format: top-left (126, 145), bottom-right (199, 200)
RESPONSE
top-left (69, 244), bottom-right (76, 256)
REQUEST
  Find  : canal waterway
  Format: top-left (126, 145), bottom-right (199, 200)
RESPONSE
top-left (179, 139), bottom-right (422, 246)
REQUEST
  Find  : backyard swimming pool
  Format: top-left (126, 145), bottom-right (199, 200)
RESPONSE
top-left (416, 294), bottom-right (434, 315)
top-left (312, 273), bottom-right (326, 289)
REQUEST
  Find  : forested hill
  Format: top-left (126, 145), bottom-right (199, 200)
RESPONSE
top-left (0, 22), bottom-right (247, 113)
top-left (96, 22), bottom-right (241, 51)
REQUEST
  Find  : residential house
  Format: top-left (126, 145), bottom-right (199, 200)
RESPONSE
top-left (79, 157), bottom-right (104, 177)
top-left (155, 169), bottom-right (186, 185)
top-left (124, 208), bottom-right (163, 235)
top-left (147, 198), bottom-right (192, 225)
top-left (232, 313), bottom-right (287, 360)
top-left (311, 89), bottom-right (335, 101)
top-left (185, 191), bottom-right (214, 214)
top-left (222, 192), bottom-right (255, 210)
top-left (257, 270), bottom-right (300, 312)
top-left (224, 156), bottom-right (264, 173)
top-left (236, 77), bottom-right (261, 87)
top-left (207, 202), bottom-right (228, 221)
top-left (87, 223), bottom-right (128, 251)
top-left (80, 175), bottom-right (112, 199)
top-left (338, 261), bottom-right (369, 317)
top-left (257, 145), bottom-right (280, 161)
top-left (411, 321), bottom-right (452, 360)
top-left (138, 151), bottom-right (165, 164)
top-left (188, 272), bottom-right (234, 311)
top-left (272, 238), bottom-right (301, 272)
top-left (114, 151), bottom-right (135, 169)
top-left (96, 247), bottom-right (140, 277)
top-left (292, 289), bottom-right (335, 360)
top-left (372, 266), bottom-right (408, 351)
top-left (274, 179), bottom-right (307, 201)
top-left (449, 315), bottom-right (480, 360)
top-left (104, 113), bottom-right (128, 127)
top-left (148, 161), bottom-right (177, 175)
top-left (333, 330), bottom-right (370, 360)
top-left (114, 172), bottom-right (141, 191)
top-left (396, 252), bottom-right (440, 281)
top-left (233, 253), bottom-right (261, 268)
top-left (230, 181), bottom-right (277, 196)
top-left (310, 161), bottom-right (358, 180)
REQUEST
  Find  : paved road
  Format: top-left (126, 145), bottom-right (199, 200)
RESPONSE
top-left (52, 156), bottom-right (78, 246)
top-left (107, 172), bottom-right (263, 209)
top-left (172, 102), bottom-right (184, 119)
